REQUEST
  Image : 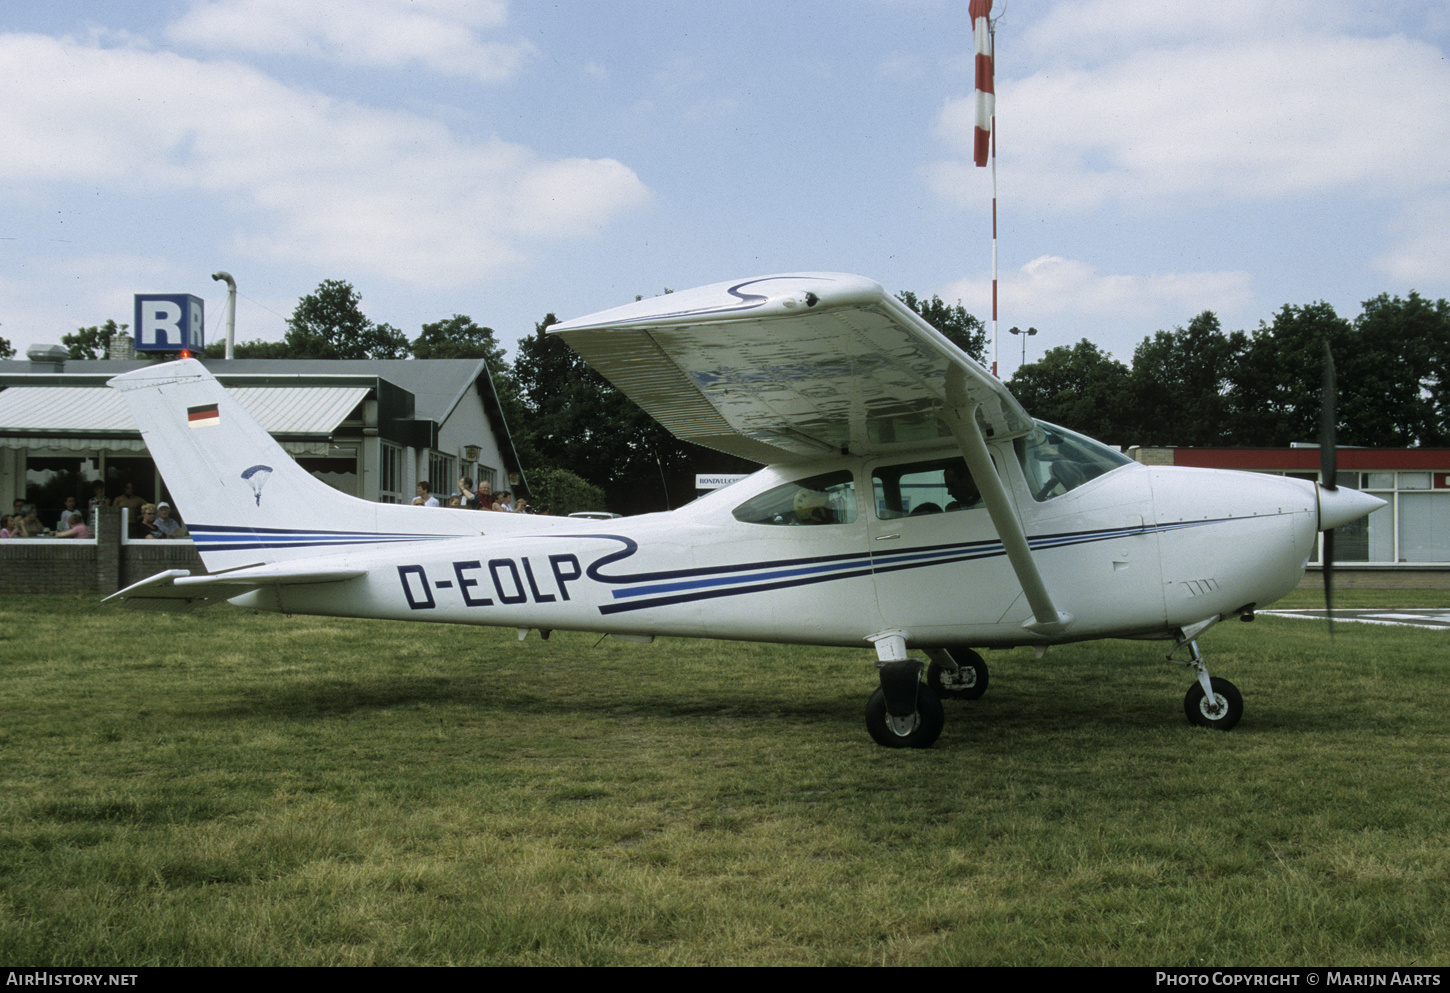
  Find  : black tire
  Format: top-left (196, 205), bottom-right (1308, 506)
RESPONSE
top-left (1184, 676), bottom-right (1243, 731)
top-left (928, 647), bottom-right (989, 700)
top-left (865, 683), bottom-right (944, 749)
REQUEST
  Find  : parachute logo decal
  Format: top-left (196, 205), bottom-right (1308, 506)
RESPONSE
top-left (240, 464), bottom-right (274, 505)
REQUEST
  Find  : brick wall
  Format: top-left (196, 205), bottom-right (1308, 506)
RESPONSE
top-left (0, 505), bottom-right (204, 595)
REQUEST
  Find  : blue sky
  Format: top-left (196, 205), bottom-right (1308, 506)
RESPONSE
top-left (4, 0), bottom-right (1450, 378)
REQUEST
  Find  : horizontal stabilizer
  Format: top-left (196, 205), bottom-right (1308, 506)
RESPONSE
top-left (104, 563), bottom-right (368, 611)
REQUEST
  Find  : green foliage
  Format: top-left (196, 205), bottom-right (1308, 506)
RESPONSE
top-left (1130, 311), bottom-right (1247, 447)
top-left (411, 315), bottom-right (507, 368)
top-left (0, 335), bottom-right (14, 360)
top-left (1231, 301), bottom-right (1353, 447)
top-left (284, 280), bottom-right (410, 360)
top-left (1007, 339), bottom-right (1133, 445)
top-left (1348, 292), bottom-right (1448, 447)
top-left (63, 319), bottom-right (127, 360)
top-left (203, 338), bottom-right (294, 359)
top-left (523, 466), bottom-right (607, 516)
top-left (898, 291), bottom-right (987, 362)
top-left (1011, 291), bottom-right (1450, 448)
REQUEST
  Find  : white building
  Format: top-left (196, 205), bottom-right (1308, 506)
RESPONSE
top-left (0, 356), bottom-right (525, 514)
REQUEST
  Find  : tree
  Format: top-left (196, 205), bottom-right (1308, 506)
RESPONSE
top-left (1348, 292), bottom-right (1449, 447)
top-left (412, 315), bottom-right (507, 368)
top-left (203, 338), bottom-right (294, 359)
top-left (524, 467), bottom-right (607, 516)
top-left (1129, 312), bottom-right (1246, 447)
top-left (0, 335), bottom-right (13, 360)
top-left (1231, 302), bottom-right (1352, 447)
top-left (897, 291), bottom-right (987, 362)
top-left (1007, 340), bottom-right (1134, 445)
top-left (284, 280), bottom-right (410, 360)
top-left (63, 319), bottom-right (127, 360)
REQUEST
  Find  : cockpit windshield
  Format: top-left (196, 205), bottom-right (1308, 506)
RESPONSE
top-left (1014, 421), bottom-right (1133, 502)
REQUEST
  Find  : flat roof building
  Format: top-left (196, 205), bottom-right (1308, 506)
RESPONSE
top-left (0, 357), bottom-right (525, 516)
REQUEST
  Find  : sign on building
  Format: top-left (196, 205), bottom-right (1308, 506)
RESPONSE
top-left (134, 295), bottom-right (205, 353)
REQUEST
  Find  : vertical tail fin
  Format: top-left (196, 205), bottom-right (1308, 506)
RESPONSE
top-left (108, 359), bottom-right (482, 572)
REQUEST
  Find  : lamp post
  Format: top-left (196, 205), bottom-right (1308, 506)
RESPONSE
top-left (1008, 325), bottom-right (1038, 369)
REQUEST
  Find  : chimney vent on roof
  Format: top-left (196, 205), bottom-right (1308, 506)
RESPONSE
top-left (26, 344), bottom-right (67, 372)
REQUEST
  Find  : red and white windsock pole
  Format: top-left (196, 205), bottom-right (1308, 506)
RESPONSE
top-left (970, 0), bottom-right (998, 376)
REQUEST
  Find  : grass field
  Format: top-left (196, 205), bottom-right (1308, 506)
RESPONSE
top-left (2, 591), bottom-right (1448, 966)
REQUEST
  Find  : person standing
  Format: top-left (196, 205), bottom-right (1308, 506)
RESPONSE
top-left (112, 482), bottom-right (146, 517)
top-left (53, 495), bottom-right (80, 532)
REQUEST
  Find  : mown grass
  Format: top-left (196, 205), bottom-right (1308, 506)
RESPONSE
top-left (1, 591), bottom-right (1447, 966)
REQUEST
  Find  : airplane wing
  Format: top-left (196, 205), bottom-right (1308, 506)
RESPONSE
top-left (550, 273), bottom-right (1033, 463)
top-left (103, 562), bottom-right (368, 611)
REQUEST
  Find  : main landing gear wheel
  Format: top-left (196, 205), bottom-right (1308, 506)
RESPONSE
top-left (865, 684), bottom-right (944, 749)
top-left (928, 647), bottom-right (989, 700)
top-left (1184, 676), bottom-right (1243, 731)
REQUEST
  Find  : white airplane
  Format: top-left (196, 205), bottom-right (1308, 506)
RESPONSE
top-left (105, 273), bottom-right (1384, 747)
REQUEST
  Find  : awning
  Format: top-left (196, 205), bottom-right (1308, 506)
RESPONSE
top-left (0, 385), bottom-right (370, 455)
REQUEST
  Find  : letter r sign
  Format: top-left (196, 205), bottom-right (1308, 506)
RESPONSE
top-left (134, 294), bottom-right (205, 353)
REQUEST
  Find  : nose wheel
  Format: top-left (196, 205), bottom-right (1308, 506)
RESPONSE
top-left (1173, 636), bottom-right (1243, 731)
top-left (1184, 676), bottom-right (1243, 730)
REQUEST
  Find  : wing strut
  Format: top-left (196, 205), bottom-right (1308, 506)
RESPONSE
top-left (939, 404), bottom-right (1073, 638)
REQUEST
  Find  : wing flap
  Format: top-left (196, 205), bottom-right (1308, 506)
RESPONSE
top-left (552, 273), bottom-right (1033, 463)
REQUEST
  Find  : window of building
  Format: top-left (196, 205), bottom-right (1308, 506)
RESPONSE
top-left (428, 451), bottom-right (455, 500)
top-left (1278, 469), bottom-right (1446, 565)
top-left (379, 442), bottom-right (403, 504)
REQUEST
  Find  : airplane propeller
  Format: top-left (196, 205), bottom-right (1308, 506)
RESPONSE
top-left (1320, 341), bottom-right (1337, 639)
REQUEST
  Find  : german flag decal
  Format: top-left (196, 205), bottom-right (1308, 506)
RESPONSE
top-left (187, 402), bottom-right (220, 428)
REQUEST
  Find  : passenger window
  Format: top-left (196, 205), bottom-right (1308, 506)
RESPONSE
top-left (872, 457), bottom-right (981, 519)
top-left (732, 470), bottom-right (858, 526)
top-left (1014, 421), bottom-right (1132, 501)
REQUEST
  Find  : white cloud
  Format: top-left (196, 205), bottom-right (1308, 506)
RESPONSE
top-left (0, 33), bottom-right (651, 287)
top-left (166, 0), bottom-right (534, 82)
top-left (931, 15), bottom-right (1450, 212)
top-left (1373, 196), bottom-right (1450, 284)
top-left (1020, 0), bottom-right (1351, 63)
top-left (942, 255), bottom-right (1253, 328)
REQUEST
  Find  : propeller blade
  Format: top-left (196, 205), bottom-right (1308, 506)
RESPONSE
top-left (1320, 341), bottom-right (1337, 643)
top-left (1320, 341), bottom-right (1337, 491)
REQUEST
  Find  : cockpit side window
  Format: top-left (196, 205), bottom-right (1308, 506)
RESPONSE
top-left (1014, 421), bottom-right (1133, 502)
top-left (871, 457), bottom-right (981, 519)
top-left (731, 470), bottom-right (858, 526)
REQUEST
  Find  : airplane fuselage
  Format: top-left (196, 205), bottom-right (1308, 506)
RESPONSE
top-left (237, 444), bottom-right (1319, 651)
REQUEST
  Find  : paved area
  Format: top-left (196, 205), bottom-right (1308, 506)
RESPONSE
top-left (1261, 609), bottom-right (1450, 631)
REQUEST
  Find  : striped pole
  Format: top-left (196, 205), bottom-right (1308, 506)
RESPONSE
top-left (970, 0), bottom-right (997, 375)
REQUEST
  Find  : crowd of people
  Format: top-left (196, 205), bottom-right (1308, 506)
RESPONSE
top-left (412, 477), bottom-right (543, 515)
top-left (1, 485), bottom-right (189, 540)
top-left (3, 474), bottom-right (545, 542)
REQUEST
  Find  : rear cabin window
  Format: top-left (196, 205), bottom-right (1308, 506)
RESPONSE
top-left (872, 457), bottom-right (981, 519)
top-left (732, 470), bottom-right (858, 526)
top-left (1014, 421), bottom-right (1132, 502)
